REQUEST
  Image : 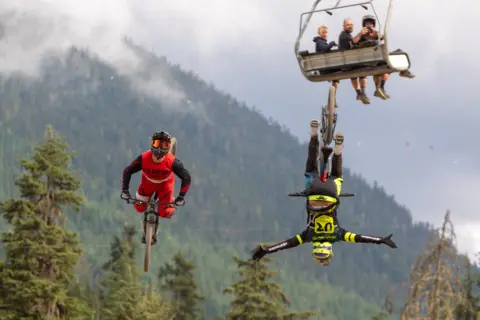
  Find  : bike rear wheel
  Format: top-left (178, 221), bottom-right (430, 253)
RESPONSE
top-left (170, 137), bottom-right (177, 156)
top-left (323, 86), bottom-right (336, 145)
top-left (144, 223), bottom-right (154, 272)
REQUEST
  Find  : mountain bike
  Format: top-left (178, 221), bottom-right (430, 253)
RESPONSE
top-left (320, 85), bottom-right (337, 147)
top-left (120, 194), bottom-right (177, 272)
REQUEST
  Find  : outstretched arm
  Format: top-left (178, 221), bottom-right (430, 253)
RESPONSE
top-left (340, 228), bottom-right (397, 248)
top-left (122, 155), bottom-right (142, 191)
top-left (172, 158), bottom-right (191, 197)
top-left (252, 230), bottom-right (308, 261)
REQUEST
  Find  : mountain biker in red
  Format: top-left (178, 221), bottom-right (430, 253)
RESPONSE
top-left (251, 120), bottom-right (397, 266)
top-left (121, 131), bottom-right (191, 244)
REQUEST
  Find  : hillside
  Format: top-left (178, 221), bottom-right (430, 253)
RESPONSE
top-left (0, 42), bottom-right (447, 319)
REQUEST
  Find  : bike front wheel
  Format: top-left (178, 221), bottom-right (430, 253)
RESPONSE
top-left (322, 86), bottom-right (336, 146)
top-left (144, 223), bottom-right (154, 272)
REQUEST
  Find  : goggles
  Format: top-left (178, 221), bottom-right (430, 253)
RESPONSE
top-left (152, 139), bottom-right (170, 150)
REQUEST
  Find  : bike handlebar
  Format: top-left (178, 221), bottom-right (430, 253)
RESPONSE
top-left (120, 194), bottom-right (176, 206)
top-left (288, 192), bottom-right (356, 197)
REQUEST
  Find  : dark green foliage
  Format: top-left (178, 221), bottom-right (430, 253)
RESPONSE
top-left (224, 256), bottom-right (317, 320)
top-left (0, 126), bottom-right (90, 319)
top-left (158, 251), bottom-right (206, 319)
top-left (101, 224), bottom-right (142, 320)
top-left (455, 256), bottom-right (480, 319)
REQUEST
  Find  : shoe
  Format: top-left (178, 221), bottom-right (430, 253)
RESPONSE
top-left (334, 132), bottom-right (344, 155)
top-left (357, 93), bottom-right (370, 104)
top-left (399, 70), bottom-right (415, 79)
top-left (310, 120), bottom-right (319, 137)
top-left (374, 88), bottom-right (388, 100)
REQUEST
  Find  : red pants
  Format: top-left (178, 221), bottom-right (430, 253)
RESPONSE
top-left (134, 181), bottom-right (175, 218)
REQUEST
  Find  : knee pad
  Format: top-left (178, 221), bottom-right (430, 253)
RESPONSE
top-left (134, 202), bottom-right (147, 213)
top-left (134, 191), bottom-right (150, 213)
top-left (158, 204), bottom-right (176, 218)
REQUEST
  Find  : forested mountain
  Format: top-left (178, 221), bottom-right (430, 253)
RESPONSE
top-left (0, 41), bottom-right (475, 319)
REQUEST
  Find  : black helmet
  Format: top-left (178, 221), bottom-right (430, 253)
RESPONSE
top-left (305, 179), bottom-right (339, 214)
top-left (362, 15), bottom-right (376, 27)
top-left (151, 131), bottom-right (172, 158)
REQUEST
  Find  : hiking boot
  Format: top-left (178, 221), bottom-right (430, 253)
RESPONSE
top-left (400, 70), bottom-right (416, 79)
top-left (310, 120), bottom-right (319, 137)
top-left (333, 132), bottom-right (344, 155)
top-left (374, 88), bottom-right (388, 100)
top-left (356, 93), bottom-right (370, 104)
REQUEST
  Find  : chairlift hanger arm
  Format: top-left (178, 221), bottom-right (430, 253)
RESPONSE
top-left (298, 0), bottom-right (373, 34)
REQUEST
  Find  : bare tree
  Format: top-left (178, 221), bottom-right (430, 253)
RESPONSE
top-left (385, 211), bottom-right (470, 320)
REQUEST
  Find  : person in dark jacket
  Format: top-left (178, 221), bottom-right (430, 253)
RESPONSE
top-left (313, 25), bottom-right (337, 53)
top-left (313, 25), bottom-right (339, 89)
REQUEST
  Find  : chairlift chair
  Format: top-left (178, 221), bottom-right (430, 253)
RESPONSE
top-left (294, 0), bottom-right (412, 83)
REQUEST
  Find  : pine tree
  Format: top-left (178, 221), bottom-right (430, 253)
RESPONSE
top-left (101, 224), bottom-right (142, 320)
top-left (136, 281), bottom-right (174, 320)
top-left (0, 125), bottom-right (91, 319)
top-left (158, 251), bottom-right (206, 320)
top-left (223, 256), bottom-right (317, 320)
top-left (455, 256), bottom-right (480, 319)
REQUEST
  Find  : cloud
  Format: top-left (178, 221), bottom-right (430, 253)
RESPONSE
top-left (0, 0), bottom-right (189, 108)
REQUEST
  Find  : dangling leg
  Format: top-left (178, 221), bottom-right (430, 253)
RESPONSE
top-left (331, 131), bottom-right (344, 178)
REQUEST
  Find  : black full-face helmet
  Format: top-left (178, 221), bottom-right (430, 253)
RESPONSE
top-left (151, 131), bottom-right (171, 158)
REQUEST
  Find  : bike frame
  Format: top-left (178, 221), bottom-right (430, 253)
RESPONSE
top-left (121, 195), bottom-right (176, 236)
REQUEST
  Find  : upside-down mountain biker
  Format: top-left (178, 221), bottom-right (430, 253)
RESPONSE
top-left (121, 131), bottom-right (191, 245)
top-left (251, 120), bottom-right (397, 266)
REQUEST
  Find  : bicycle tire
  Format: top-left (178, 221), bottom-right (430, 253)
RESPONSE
top-left (144, 223), bottom-right (154, 272)
top-left (324, 86), bottom-right (336, 145)
top-left (170, 137), bottom-right (177, 156)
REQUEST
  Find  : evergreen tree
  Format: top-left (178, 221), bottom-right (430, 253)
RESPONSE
top-left (101, 224), bottom-right (141, 320)
top-left (371, 311), bottom-right (389, 320)
top-left (223, 255), bottom-right (317, 320)
top-left (158, 251), bottom-right (206, 320)
top-left (455, 256), bottom-right (480, 319)
top-left (0, 125), bottom-right (90, 319)
top-left (136, 281), bottom-right (174, 320)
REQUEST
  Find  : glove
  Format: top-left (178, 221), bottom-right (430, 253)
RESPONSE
top-left (381, 234), bottom-right (397, 248)
top-left (251, 245), bottom-right (267, 261)
top-left (174, 195), bottom-right (185, 206)
top-left (121, 190), bottom-right (131, 201)
top-left (329, 41), bottom-right (337, 47)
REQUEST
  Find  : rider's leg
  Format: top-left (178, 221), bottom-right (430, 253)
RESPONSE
top-left (134, 183), bottom-right (155, 244)
top-left (156, 180), bottom-right (176, 219)
top-left (331, 132), bottom-right (344, 178)
top-left (134, 184), bottom-right (154, 213)
top-left (305, 120), bottom-right (320, 188)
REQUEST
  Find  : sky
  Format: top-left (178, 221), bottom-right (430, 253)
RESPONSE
top-left (0, 0), bottom-right (479, 257)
